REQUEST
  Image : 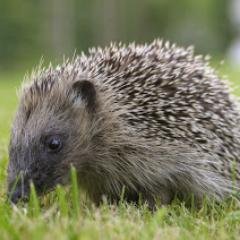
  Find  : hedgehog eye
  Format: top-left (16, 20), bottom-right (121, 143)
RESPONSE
top-left (45, 135), bottom-right (63, 153)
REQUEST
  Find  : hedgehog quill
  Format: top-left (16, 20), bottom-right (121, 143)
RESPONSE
top-left (7, 40), bottom-right (240, 207)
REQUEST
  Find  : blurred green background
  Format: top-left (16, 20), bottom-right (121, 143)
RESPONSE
top-left (0, 0), bottom-right (240, 73)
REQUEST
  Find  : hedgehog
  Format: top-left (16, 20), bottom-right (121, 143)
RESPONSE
top-left (7, 40), bottom-right (240, 207)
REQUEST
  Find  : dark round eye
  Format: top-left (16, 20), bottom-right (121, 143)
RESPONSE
top-left (45, 135), bottom-right (63, 153)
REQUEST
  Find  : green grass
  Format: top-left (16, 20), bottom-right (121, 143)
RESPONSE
top-left (0, 64), bottom-right (240, 240)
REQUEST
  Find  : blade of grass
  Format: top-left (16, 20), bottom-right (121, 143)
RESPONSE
top-left (56, 185), bottom-right (68, 217)
top-left (70, 166), bottom-right (80, 217)
top-left (29, 182), bottom-right (40, 217)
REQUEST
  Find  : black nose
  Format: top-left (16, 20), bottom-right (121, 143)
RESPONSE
top-left (8, 188), bottom-right (29, 204)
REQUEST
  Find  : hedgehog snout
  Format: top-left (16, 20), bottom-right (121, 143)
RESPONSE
top-left (9, 185), bottom-right (29, 204)
top-left (8, 177), bottom-right (30, 204)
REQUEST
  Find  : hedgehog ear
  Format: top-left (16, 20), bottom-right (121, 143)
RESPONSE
top-left (71, 80), bottom-right (97, 111)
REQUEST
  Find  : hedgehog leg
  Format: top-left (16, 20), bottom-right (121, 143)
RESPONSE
top-left (125, 190), bottom-right (173, 210)
top-left (140, 193), bottom-right (172, 211)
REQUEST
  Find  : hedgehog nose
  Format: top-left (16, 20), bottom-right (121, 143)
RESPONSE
top-left (9, 189), bottom-right (22, 204)
top-left (8, 187), bottom-right (29, 204)
top-left (9, 190), bottom-right (29, 204)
